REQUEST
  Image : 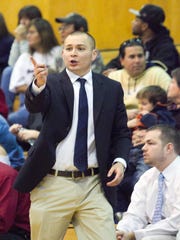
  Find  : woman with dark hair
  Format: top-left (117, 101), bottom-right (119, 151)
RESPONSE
top-left (9, 5), bottom-right (42, 67)
top-left (0, 13), bottom-right (14, 79)
top-left (1, 5), bottom-right (42, 113)
top-left (8, 18), bottom-right (60, 127)
top-left (18, 5), bottom-right (42, 24)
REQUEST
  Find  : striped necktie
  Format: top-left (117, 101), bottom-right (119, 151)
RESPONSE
top-left (152, 173), bottom-right (165, 223)
top-left (73, 78), bottom-right (88, 171)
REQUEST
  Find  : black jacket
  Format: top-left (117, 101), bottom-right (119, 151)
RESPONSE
top-left (14, 70), bottom-right (131, 207)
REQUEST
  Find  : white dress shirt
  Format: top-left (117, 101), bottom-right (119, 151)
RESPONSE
top-left (116, 156), bottom-right (180, 240)
top-left (32, 69), bottom-right (127, 170)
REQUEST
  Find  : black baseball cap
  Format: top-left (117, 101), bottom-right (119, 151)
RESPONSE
top-left (129, 4), bottom-right (165, 26)
top-left (55, 13), bottom-right (88, 32)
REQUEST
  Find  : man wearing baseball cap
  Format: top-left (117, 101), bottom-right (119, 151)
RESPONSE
top-left (103, 4), bottom-right (179, 76)
top-left (129, 4), bottom-right (179, 74)
top-left (55, 13), bottom-right (104, 73)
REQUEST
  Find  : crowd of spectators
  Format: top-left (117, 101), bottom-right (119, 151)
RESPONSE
top-left (0, 3), bottom-right (180, 240)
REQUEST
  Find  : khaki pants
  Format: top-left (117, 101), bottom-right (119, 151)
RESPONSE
top-left (30, 174), bottom-right (116, 240)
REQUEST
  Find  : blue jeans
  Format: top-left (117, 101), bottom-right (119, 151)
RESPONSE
top-left (0, 66), bottom-right (15, 112)
top-left (0, 66), bottom-right (25, 113)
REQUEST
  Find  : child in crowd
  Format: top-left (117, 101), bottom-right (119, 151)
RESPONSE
top-left (128, 85), bottom-right (175, 130)
top-left (116, 85), bottom-right (175, 216)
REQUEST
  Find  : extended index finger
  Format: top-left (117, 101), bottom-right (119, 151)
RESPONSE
top-left (30, 56), bottom-right (37, 67)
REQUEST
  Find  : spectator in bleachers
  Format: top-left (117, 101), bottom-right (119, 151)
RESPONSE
top-left (108, 38), bottom-right (171, 119)
top-left (0, 114), bottom-right (25, 169)
top-left (0, 158), bottom-right (30, 239)
top-left (8, 18), bottom-right (60, 127)
top-left (103, 4), bottom-right (180, 76)
top-left (1, 5), bottom-right (42, 113)
top-left (116, 125), bottom-right (180, 240)
top-left (167, 67), bottom-right (180, 130)
top-left (0, 13), bottom-right (14, 81)
top-left (0, 145), bottom-right (10, 165)
top-left (0, 88), bottom-right (8, 119)
top-left (115, 86), bottom-right (175, 216)
top-left (55, 12), bottom-right (104, 73)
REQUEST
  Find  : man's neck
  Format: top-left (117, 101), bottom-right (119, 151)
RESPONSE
top-left (140, 29), bottom-right (156, 44)
top-left (156, 154), bottom-right (178, 172)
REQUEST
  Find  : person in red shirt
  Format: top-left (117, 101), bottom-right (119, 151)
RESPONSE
top-left (0, 160), bottom-right (30, 240)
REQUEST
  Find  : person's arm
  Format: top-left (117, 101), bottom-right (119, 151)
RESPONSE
top-left (9, 124), bottom-right (40, 142)
top-left (106, 82), bottom-right (131, 187)
top-left (9, 53), bottom-right (30, 93)
top-left (116, 230), bottom-right (135, 240)
top-left (8, 24), bottom-right (28, 67)
top-left (0, 174), bottom-right (18, 232)
top-left (8, 40), bottom-right (28, 67)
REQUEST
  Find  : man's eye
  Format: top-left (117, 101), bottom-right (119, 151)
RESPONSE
top-left (78, 47), bottom-right (85, 51)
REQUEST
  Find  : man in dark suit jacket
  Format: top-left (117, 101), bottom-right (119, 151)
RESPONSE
top-left (14, 31), bottom-right (131, 240)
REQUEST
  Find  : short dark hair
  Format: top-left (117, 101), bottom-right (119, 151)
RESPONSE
top-left (0, 13), bottom-right (9, 38)
top-left (18, 5), bottom-right (42, 24)
top-left (28, 18), bottom-right (59, 54)
top-left (147, 125), bottom-right (180, 154)
top-left (64, 31), bottom-right (96, 50)
top-left (136, 85), bottom-right (167, 106)
top-left (119, 38), bottom-right (145, 58)
top-left (171, 67), bottom-right (180, 88)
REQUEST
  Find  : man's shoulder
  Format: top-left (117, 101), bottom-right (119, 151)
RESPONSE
top-left (108, 69), bottom-right (124, 79)
top-left (93, 72), bottom-right (122, 86)
top-left (145, 66), bottom-right (170, 78)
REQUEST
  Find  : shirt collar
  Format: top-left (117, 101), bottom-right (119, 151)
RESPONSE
top-left (66, 69), bottom-right (92, 85)
top-left (162, 155), bottom-right (180, 181)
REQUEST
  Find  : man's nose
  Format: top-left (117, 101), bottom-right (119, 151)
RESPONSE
top-left (71, 48), bottom-right (77, 55)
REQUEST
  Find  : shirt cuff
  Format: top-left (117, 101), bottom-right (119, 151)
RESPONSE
top-left (113, 158), bottom-right (127, 169)
top-left (32, 79), bottom-right (45, 96)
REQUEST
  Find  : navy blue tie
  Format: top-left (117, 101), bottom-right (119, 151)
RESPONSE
top-left (74, 78), bottom-right (88, 171)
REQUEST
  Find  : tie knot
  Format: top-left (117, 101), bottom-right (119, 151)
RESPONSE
top-left (78, 78), bottom-right (86, 86)
top-left (159, 173), bottom-right (164, 181)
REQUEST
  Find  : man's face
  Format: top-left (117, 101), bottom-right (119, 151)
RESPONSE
top-left (142, 130), bottom-right (166, 167)
top-left (167, 77), bottom-right (180, 105)
top-left (62, 33), bottom-right (97, 76)
top-left (59, 23), bottom-right (75, 43)
top-left (120, 46), bottom-right (146, 77)
top-left (132, 17), bottom-right (146, 36)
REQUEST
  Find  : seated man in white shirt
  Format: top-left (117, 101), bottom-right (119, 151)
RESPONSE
top-left (176, 232), bottom-right (180, 240)
top-left (116, 124), bottom-right (180, 240)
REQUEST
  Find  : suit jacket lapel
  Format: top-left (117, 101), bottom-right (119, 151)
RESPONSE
top-left (61, 70), bottom-right (74, 119)
top-left (93, 73), bottom-right (105, 124)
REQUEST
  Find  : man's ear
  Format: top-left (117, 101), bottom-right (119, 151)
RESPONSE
top-left (142, 22), bottom-right (149, 31)
top-left (92, 49), bottom-right (98, 62)
top-left (166, 142), bottom-right (174, 153)
top-left (120, 57), bottom-right (124, 67)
